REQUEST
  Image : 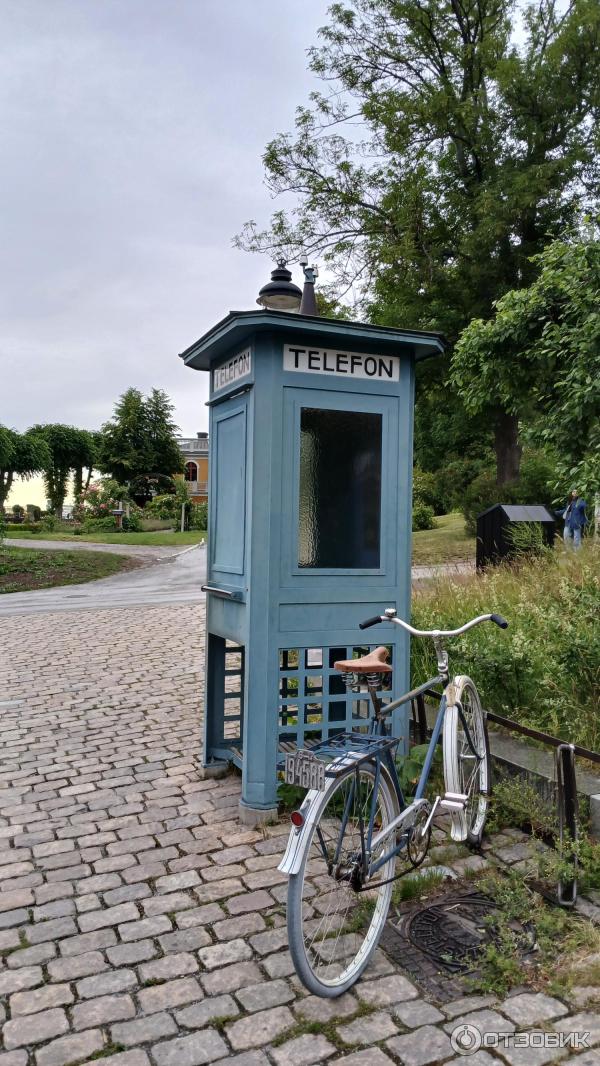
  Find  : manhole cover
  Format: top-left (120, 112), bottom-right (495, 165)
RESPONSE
top-left (380, 887), bottom-right (534, 1000)
top-left (406, 891), bottom-right (497, 972)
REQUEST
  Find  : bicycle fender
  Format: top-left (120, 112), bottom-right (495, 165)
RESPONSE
top-left (277, 775), bottom-right (340, 877)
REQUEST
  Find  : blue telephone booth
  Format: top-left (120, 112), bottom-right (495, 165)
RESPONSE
top-left (180, 310), bottom-right (445, 823)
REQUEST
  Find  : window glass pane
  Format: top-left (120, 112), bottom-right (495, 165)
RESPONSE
top-left (299, 408), bottom-right (382, 568)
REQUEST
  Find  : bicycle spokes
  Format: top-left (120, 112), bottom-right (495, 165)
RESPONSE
top-left (291, 766), bottom-right (396, 990)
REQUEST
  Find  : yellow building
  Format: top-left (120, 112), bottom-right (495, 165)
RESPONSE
top-left (178, 433), bottom-right (208, 503)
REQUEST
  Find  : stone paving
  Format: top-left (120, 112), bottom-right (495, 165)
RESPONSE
top-left (0, 603), bottom-right (598, 1066)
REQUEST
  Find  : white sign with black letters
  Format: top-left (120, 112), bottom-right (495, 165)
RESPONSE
top-left (283, 344), bottom-right (400, 382)
top-left (212, 348), bottom-right (252, 394)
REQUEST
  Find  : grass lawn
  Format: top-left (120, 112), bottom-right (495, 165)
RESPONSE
top-left (412, 511), bottom-right (474, 566)
top-left (6, 530), bottom-right (205, 547)
top-left (0, 547), bottom-right (136, 594)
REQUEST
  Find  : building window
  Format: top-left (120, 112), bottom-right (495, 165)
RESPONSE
top-left (185, 461), bottom-right (198, 482)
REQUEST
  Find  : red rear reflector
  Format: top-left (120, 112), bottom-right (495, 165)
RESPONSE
top-left (290, 811), bottom-right (304, 828)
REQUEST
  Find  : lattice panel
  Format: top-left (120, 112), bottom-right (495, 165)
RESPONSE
top-left (222, 641), bottom-right (244, 745)
top-left (278, 644), bottom-right (393, 754)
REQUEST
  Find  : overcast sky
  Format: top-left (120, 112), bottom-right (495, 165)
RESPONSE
top-left (0, 0), bottom-right (331, 438)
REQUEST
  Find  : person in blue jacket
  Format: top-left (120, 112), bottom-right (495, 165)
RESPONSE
top-left (561, 489), bottom-right (588, 550)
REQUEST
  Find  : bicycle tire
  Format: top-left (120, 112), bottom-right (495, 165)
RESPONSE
top-left (287, 763), bottom-right (398, 997)
top-left (443, 676), bottom-right (490, 846)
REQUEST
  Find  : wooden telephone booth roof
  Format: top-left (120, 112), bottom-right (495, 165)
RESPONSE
top-left (179, 309), bottom-right (447, 371)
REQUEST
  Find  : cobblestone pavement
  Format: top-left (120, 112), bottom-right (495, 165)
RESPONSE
top-left (0, 603), bottom-right (598, 1066)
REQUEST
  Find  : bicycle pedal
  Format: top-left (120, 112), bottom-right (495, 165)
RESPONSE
top-left (439, 791), bottom-right (468, 811)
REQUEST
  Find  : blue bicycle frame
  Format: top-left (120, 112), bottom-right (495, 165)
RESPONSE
top-left (326, 673), bottom-right (480, 883)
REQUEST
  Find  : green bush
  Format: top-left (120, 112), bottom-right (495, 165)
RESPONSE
top-left (434, 457), bottom-right (493, 514)
top-left (412, 500), bottom-right (436, 532)
top-left (462, 471), bottom-right (516, 536)
top-left (411, 544), bottom-right (600, 751)
top-left (190, 502), bottom-right (208, 530)
top-left (39, 515), bottom-right (56, 532)
top-left (518, 448), bottom-right (559, 509)
top-left (5, 522), bottom-right (42, 533)
top-left (82, 516), bottom-right (121, 533)
top-left (122, 512), bottom-right (142, 532)
top-left (144, 493), bottom-right (178, 520)
top-left (413, 468), bottom-right (443, 514)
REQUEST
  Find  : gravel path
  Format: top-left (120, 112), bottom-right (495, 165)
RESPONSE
top-left (0, 544), bottom-right (206, 616)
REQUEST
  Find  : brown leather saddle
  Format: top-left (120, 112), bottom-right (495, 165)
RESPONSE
top-left (334, 646), bottom-right (392, 675)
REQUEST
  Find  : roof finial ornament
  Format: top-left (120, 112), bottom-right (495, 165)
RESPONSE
top-left (299, 252), bottom-right (319, 316)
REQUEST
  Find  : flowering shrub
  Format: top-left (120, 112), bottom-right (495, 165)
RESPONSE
top-left (75, 479), bottom-right (142, 532)
top-left (74, 479), bottom-right (127, 519)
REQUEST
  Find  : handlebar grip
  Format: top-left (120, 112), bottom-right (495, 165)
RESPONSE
top-left (491, 613), bottom-right (509, 629)
top-left (359, 615), bottom-right (383, 630)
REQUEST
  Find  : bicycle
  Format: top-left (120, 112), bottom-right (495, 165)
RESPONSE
top-left (278, 606), bottom-right (508, 997)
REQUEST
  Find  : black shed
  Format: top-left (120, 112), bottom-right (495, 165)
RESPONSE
top-left (476, 504), bottom-right (556, 569)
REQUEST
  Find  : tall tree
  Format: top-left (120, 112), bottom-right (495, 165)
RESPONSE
top-left (144, 389), bottom-right (186, 480)
top-left (237, 0), bottom-right (600, 482)
top-left (72, 429), bottom-right (99, 499)
top-left (0, 428), bottom-right (50, 513)
top-left (98, 388), bottom-right (184, 502)
top-left (30, 424), bottom-right (90, 517)
top-left (453, 234), bottom-right (600, 493)
top-left (98, 388), bottom-right (148, 486)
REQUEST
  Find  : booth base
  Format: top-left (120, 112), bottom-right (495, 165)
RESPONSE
top-left (238, 800), bottom-right (279, 828)
top-left (198, 759), bottom-right (230, 781)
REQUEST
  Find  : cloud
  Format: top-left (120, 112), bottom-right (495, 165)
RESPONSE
top-left (0, 0), bottom-right (329, 435)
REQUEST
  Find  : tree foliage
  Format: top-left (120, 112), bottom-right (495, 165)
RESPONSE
top-left (29, 424), bottom-right (93, 517)
top-left (453, 234), bottom-right (600, 495)
top-left (72, 430), bottom-right (99, 498)
top-left (237, 0), bottom-right (600, 481)
top-left (98, 388), bottom-right (184, 502)
top-left (240, 0), bottom-right (599, 324)
top-left (0, 427), bottom-right (50, 512)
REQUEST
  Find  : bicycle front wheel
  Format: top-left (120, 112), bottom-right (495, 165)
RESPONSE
top-left (288, 764), bottom-right (398, 997)
top-left (443, 676), bottom-right (490, 845)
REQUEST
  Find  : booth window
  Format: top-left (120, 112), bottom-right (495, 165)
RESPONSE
top-left (298, 408), bottom-right (382, 568)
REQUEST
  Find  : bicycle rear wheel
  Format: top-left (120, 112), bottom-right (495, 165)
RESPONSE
top-left (443, 676), bottom-right (490, 845)
top-left (287, 764), bottom-right (397, 997)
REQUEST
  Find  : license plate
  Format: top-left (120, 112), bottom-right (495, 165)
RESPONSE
top-left (285, 750), bottom-right (326, 791)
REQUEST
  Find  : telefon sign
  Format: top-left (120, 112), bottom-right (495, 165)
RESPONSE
top-left (283, 344), bottom-right (400, 382)
top-left (212, 348), bottom-right (252, 393)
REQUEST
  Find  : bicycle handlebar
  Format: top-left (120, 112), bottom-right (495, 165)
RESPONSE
top-left (359, 609), bottom-right (508, 638)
